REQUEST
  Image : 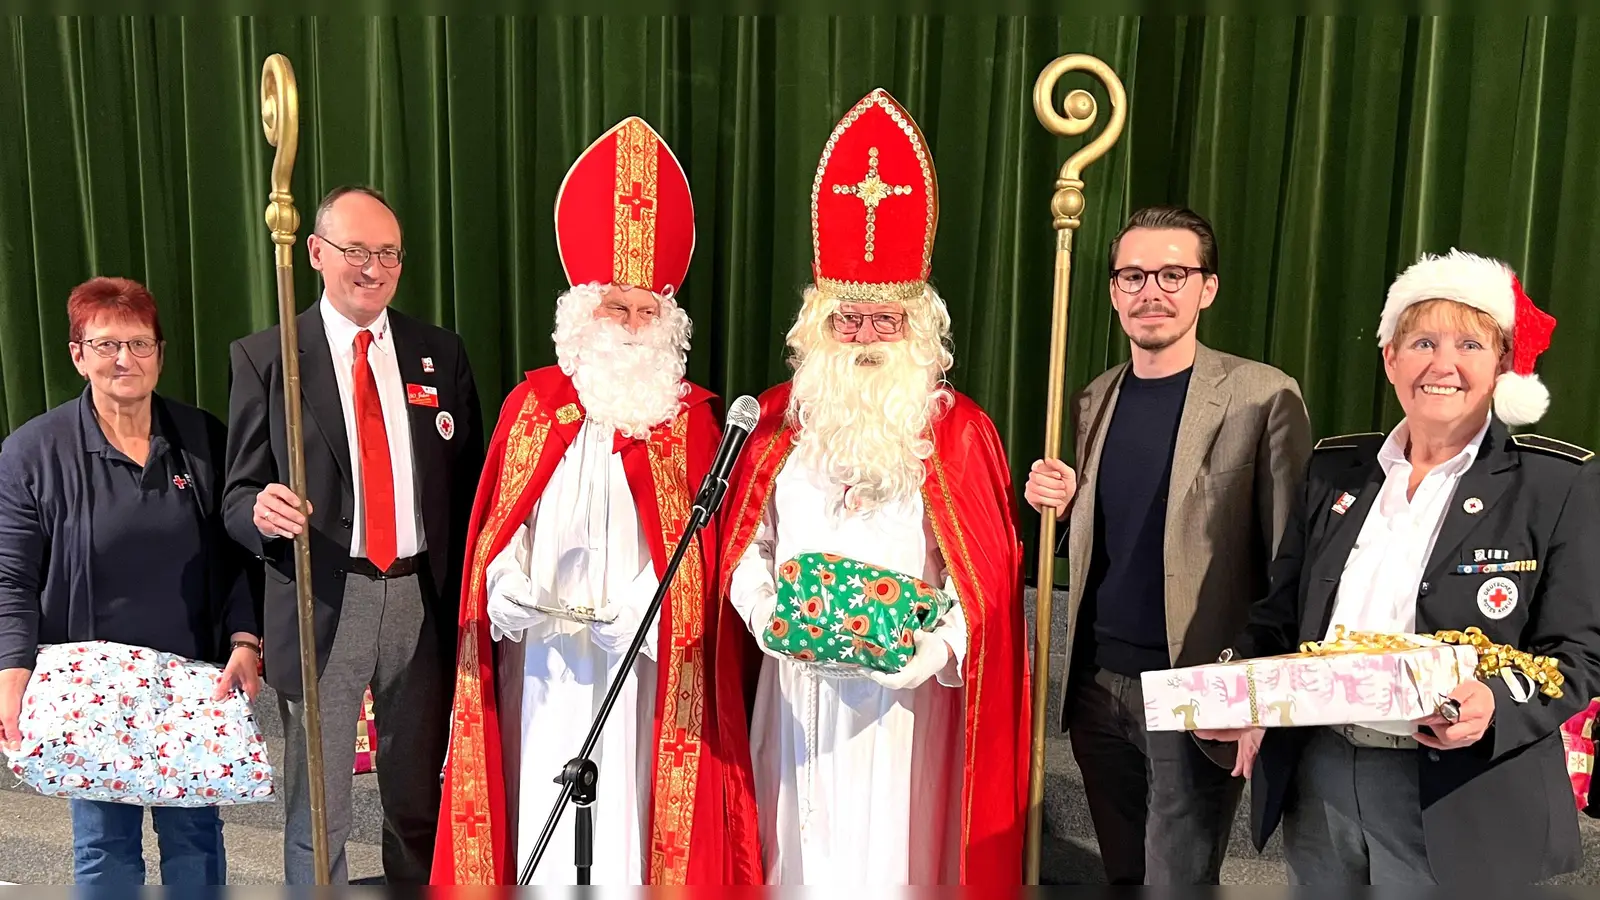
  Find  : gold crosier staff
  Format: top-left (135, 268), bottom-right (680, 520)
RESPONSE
top-left (1024, 54), bottom-right (1126, 884)
top-left (260, 53), bottom-right (332, 885)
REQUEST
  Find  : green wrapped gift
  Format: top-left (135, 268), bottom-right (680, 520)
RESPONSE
top-left (761, 552), bottom-right (956, 675)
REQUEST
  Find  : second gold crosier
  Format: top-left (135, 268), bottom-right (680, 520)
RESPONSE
top-left (1024, 55), bottom-right (1128, 885)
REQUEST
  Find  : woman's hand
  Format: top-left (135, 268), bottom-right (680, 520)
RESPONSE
top-left (214, 635), bottom-right (262, 703)
top-left (0, 667), bottom-right (30, 752)
top-left (1414, 679), bottom-right (1495, 751)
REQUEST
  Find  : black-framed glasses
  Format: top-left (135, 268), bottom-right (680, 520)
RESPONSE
top-left (1111, 265), bottom-right (1209, 294)
top-left (830, 312), bottom-right (904, 336)
top-left (318, 236), bottom-right (405, 269)
top-left (77, 338), bottom-right (161, 359)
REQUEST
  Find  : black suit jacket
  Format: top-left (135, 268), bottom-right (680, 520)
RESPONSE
top-left (223, 305), bottom-right (485, 698)
top-left (1234, 418), bottom-right (1600, 884)
top-left (0, 388), bottom-right (259, 670)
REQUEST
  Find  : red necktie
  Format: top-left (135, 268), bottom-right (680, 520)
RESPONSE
top-left (353, 329), bottom-right (397, 571)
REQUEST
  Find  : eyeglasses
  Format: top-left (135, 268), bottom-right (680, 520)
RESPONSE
top-left (77, 338), bottom-right (160, 359)
top-left (1111, 265), bottom-right (1209, 294)
top-left (318, 237), bottom-right (405, 269)
top-left (830, 312), bottom-right (904, 336)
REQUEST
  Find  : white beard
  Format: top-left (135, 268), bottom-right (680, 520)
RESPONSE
top-left (558, 317), bottom-right (687, 438)
top-left (787, 338), bottom-right (945, 513)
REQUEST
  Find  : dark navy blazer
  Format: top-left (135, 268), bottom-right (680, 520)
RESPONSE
top-left (0, 387), bottom-right (260, 670)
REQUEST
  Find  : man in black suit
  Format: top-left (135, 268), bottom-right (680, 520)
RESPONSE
top-left (223, 185), bottom-right (484, 885)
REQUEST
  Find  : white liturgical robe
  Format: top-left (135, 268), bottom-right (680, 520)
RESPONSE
top-left (484, 419), bottom-right (661, 884)
top-left (728, 454), bottom-right (969, 885)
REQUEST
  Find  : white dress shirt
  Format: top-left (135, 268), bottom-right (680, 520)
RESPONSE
top-left (320, 297), bottom-right (423, 560)
top-left (1325, 413), bottom-right (1492, 639)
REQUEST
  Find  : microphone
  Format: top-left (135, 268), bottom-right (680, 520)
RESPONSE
top-left (691, 394), bottom-right (761, 521)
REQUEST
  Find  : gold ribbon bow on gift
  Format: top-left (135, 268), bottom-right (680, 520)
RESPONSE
top-left (1297, 627), bottom-right (1424, 655)
top-left (1432, 626), bottom-right (1565, 700)
top-left (1298, 624), bottom-right (1564, 700)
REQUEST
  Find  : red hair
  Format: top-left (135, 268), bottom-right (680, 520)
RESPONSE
top-left (67, 277), bottom-right (164, 343)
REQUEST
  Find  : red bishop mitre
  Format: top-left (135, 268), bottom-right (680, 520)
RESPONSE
top-left (811, 88), bottom-right (939, 303)
top-left (555, 117), bottom-right (695, 297)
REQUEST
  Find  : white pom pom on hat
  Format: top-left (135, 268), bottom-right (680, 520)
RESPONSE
top-left (1378, 249), bottom-right (1557, 426)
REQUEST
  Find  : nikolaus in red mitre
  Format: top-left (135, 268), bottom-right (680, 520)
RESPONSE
top-left (432, 116), bottom-right (761, 885)
top-left (714, 88), bottom-right (1030, 885)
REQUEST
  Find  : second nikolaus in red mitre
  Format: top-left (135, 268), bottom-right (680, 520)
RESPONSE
top-left (715, 89), bottom-right (1030, 884)
top-left (432, 117), bottom-right (762, 885)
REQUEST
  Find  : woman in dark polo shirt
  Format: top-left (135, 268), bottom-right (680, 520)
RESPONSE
top-left (0, 276), bottom-right (261, 885)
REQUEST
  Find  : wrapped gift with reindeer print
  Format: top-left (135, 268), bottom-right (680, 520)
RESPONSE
top-left (1141, 629), bottom-right (1484, 732)
top-left (761, 552), bottom-right (956, 677)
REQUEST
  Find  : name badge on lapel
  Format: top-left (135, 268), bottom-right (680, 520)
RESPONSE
top-left (406, 384), bottom-right (439, 408)
top-left (1332, 492), bottom-right (1357, 515)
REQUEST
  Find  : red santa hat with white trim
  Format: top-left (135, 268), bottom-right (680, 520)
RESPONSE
top-left (1377, 249), bottom-right (1558, 427)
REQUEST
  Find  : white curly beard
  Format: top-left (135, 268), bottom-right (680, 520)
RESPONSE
top-left (553, 285), bottom-right (689, 437)
top-left (787, 337), bottom-right (948, 513)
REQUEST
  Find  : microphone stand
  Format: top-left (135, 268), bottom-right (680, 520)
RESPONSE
top-left (517, 476), bottom-right (729, 885)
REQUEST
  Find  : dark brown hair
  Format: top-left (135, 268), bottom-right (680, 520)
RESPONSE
top-left (1108, 205), bottom-right (1218, 274)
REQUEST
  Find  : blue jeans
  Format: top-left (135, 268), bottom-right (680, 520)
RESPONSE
top-left (70, 799), bottom-right (226, 884)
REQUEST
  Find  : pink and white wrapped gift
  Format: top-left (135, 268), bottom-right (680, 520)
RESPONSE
top-left (1142, 634), bottom-right (1479, 732)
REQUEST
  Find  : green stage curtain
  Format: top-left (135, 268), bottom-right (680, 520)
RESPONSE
top-left (3, 16), bottom-right (1598, 569)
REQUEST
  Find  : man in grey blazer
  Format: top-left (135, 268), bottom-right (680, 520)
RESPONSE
top-left (1025, 206), bottom-right (1311, 884)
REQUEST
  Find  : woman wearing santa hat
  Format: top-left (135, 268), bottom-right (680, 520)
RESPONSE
top-left (1197, 249), bottom-right (1600, 884)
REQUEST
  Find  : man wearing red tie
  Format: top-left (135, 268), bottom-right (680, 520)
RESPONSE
top-left (223, 185), bottom-right (485, 884)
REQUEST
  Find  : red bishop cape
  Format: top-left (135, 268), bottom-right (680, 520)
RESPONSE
top-left (432, 366), bottom-right (763, 884)
top-left (713, 382), bottom-right (1030, 884)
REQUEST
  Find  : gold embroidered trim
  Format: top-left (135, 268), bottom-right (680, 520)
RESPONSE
top-left (555, 403), bottom-right (583, 425)
top-left (815, 275), bottom-right (927, 304)
top-left (810, 89), bottom-right (937, 291)
top-left (612, 118), bottom-right (659, 290)
top-left (646, 412), bottom-right (704, 884)
top-left (719, 428), bottom-right (795, 595)
top-left (924, 447), bottom-right (986, 878)
top-left (450, 394), bottom-right (552, 883)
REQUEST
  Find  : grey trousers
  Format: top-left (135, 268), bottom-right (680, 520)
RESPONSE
top-left (1282, 728), bottom-right (1432, 884)
top-left (1066, 666), bottom-right (1244, 885)
top-left (278, 569), bottom-right (450, 885)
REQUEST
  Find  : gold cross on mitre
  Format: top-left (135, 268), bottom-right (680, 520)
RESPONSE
top-left (831, 147), bottom-right (912, 262)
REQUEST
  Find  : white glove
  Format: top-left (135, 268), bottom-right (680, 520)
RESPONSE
top-left (867, 632), bottom-right (951, 692)
top-left (589, 602), bottom-right (648, 658)
top-left (485, 572), bottom-right (547, 642)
